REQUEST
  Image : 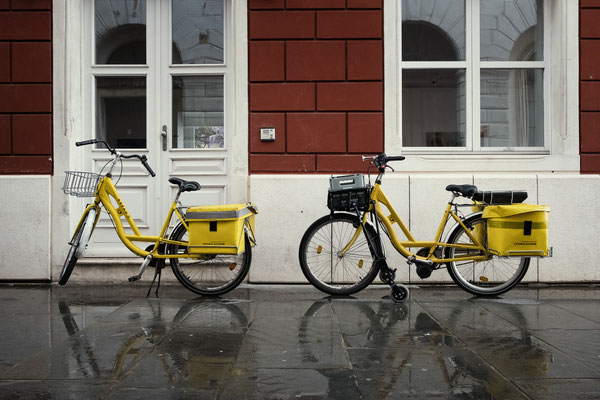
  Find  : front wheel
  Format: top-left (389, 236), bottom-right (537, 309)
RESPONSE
top-left (59, 207), bottom-right (97, 285)
top-left (168, 222), bottom-right (252, 296)
top-left (298, 213), bottom-right (381, 295)
top-left (445, 214), bottom-right (530, 296)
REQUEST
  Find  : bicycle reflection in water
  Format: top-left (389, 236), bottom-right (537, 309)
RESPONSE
top-left (58, 298), bottom-right (249, 387)
top-left (56, 298), bottom-right (555, 398)
top-left (299, 299), bottom-right (553, 399)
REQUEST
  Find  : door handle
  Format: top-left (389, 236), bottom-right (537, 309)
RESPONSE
top-left (161, 125), bottom-right (167, 151)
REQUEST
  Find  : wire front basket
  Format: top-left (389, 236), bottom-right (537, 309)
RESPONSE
top-left (63, 171), bottom-right (102, 197)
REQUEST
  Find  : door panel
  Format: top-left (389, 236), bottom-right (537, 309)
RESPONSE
top-left (94, 185), bottom-right (150, 229)
top-left (169, 156), bottom-right (226, 176)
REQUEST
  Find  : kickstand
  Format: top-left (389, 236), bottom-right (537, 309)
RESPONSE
top-left (146, 261), bottom-right (165, 298)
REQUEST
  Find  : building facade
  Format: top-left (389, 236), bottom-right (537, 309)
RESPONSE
top-left (0, 0), bottom-right (598, 284)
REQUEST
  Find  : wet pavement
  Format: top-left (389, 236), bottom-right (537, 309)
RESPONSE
top-left (0, 283), bottom-right (599, 399)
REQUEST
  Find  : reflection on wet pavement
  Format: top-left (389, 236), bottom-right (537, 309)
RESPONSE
top-left (0, 284), bottom-right (598, 399)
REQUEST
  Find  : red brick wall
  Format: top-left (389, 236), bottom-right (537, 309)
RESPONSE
top-left (0, 0), bottom-right (52, 174)
top-left (581, 0), bottom-right (600, 173)
top-left (248, 0), bottom-right (383, 173)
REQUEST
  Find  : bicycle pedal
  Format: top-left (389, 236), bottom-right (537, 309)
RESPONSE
top-left (408, 255), bottom-right (434, 267)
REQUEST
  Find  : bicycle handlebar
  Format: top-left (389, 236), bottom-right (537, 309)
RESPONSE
top-left (140, 155), bottom-right (156, 177)
top-left (363, 153), bottom-right (405, 168)
top-left (386, 155), bottom-right (406, 162)
top-left (75, 139), bottom-right (156, 177)
top-left (76, 139), bottom-right (98, 147)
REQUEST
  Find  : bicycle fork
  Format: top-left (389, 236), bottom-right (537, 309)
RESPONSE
top-left (354, 207), bottom-right (397, 287)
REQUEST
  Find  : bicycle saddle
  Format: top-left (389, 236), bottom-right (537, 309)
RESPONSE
top-left (445, 184), bottom-right (478, 197)
top-left (169, 177), bottom-right (201, 192)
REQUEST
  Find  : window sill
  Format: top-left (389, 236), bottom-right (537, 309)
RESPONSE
top-left (393, 154), bottom-right (579, 173)
top-left (401, 150), bottom-right (550, 156)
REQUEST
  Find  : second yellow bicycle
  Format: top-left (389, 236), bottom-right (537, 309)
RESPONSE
top-left (299, 153), bottom-right (550, 302)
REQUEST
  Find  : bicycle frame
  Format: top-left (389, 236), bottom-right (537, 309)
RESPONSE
top-left (76, 175), bottom-right (191, 259)
top-left (343, 181), bottom-right (489, 265)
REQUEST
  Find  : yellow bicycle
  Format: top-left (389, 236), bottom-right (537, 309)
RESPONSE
top-left (60, 139), bottom-right (256, 296)
top-left (299, 153), bottom-right (549, 302)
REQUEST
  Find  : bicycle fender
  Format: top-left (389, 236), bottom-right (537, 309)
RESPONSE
top-left (75, 208), bottom-right (97, 258)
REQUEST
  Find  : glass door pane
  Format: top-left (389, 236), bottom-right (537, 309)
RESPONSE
top-left (96, 76), bottom-right (147, 149)
top-left (95, 0), bottom-right (147, 64)
top-left (172, 0), bottom-right (224, 64)
top-left (172, 76), bottom-right (224, 149)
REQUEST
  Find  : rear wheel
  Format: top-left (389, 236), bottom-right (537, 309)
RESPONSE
top-left (168, 222), bottom-right (252, 296)
top-left (59, 208), bottom-right (96, 285)
top-left (298, 213), bottom-right (380, 295)
top-left (445, 214), bottom-right (530, 296)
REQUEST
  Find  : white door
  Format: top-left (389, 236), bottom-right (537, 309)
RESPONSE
top-left (81, 0), bottom-right (236, 258)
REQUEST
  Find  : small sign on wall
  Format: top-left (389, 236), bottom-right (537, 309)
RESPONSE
top-left (260, 127), bottom-right (275, 142)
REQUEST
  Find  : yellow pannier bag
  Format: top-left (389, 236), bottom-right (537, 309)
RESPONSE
top-left (482, 204), bottom-right (550, 257)
top-left (186, 204), bottom-right (256, 255)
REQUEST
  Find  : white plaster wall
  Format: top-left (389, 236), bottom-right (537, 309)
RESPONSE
top-left (43, 173), bottom-right (599, 284)
top-left (0, 177), bottom-right (51, 280)
top-left (248, 174), bottom-right (600, 284)
top-left (249, 175), bottom-right (331, 283)
top-left (538, 175), bottom-right (600, 282)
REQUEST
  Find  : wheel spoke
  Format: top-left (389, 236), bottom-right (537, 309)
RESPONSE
top-left (446, 217), bottom-right (529, 295)
top-left (169, 225), bottom-right (251, 296)
top-left (300, 214), bottom-right (378, 295)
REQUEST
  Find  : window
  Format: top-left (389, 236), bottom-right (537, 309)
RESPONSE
top-left (171, 0), bottom-right (226, 149)
top-left (92, 0), bottom-right (227, 150)
top-left (172, 76), bottom-right (224, 149)
top-left (401, 0), bottom-right (545, 152)
top-left (94, 0), bottom-right (148, 149)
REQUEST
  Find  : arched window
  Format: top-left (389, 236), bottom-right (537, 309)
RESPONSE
top-left (401, 0), bottom-right (545, 151)
top-left (402, 20), bottom-right (465, 147)
top-left (96, 24), bottom-right (146, 64)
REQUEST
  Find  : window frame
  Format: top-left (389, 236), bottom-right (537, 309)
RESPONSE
top-left (401, 0), bottom-right (548, 154)
top-left (384, 0), bottom-right (580, 172)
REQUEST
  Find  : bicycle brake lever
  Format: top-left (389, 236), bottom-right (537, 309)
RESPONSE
top-left (386, 165), bottom-right (395, 172)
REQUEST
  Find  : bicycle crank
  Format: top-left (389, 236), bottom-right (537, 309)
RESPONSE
top-left (413, 248), bottom-right (438, 279)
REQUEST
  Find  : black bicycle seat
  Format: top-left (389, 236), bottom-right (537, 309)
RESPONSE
top-left (169, 177), bottom-right (201, 192)
top-left (445, 184), bottom-right (478, 197)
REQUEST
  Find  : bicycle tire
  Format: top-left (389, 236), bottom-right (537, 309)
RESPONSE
top-left (168, 222), bottom-right (252, 296)
top-left (445, 213), bottom-right (530, 296)
top-left (59, 208), bottom-right (96, 285)
top-left (298, 213), bottom-right (381, 295)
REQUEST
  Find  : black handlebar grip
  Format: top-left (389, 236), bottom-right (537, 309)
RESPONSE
top-left (140, 155), bottom-right (156, 177)
top-left (386, 156), bottom-right (406, 161)
top-left (76, 139), bottom-right (98, 147)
